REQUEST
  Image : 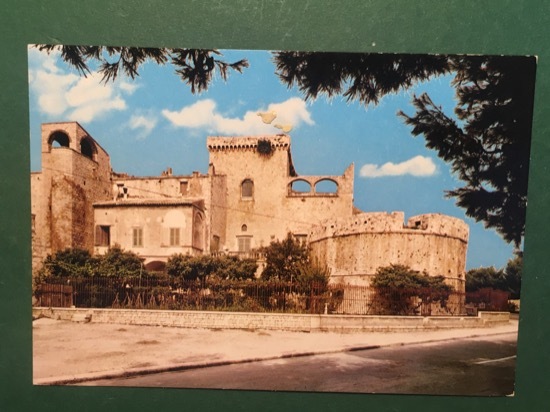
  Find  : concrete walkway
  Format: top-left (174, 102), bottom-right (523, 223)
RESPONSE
top-left (33, 316), bottom-right (518, 386)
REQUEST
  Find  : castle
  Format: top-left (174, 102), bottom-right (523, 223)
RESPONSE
top-left (31, 121), bottom-right (469, 291)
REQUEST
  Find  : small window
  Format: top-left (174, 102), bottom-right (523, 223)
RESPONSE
top-left (237, 236), bottom-right (252, 252)
top-left (169, 228), bottom-right (180, 246)
top-left (241, 179), bottom-right (254, 199)
top-left (95, 225), bottom-right (110, 247)
top-left (132, 227), bottom-right (143, 247)
top-left (180, 181), bottom-right (188, 195)
top-left (241, 224), bottom-right (248, 232)
top-left (211, 235), bottom-right (220, 253)
top-left (80, 137), bottom-right (95, 160)
top-left (294, 234), bottom-right (307, 245)
top-left (49, 131), bottom-right (70, 149)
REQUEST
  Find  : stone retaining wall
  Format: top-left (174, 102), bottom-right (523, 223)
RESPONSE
top-left (33, 307), bottom-right (509, 333)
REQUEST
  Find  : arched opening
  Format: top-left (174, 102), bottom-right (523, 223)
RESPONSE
top-left (241, 179), bottom-right (254, 199)
top-left (80, 137), bottom-right (96, 160)
top-left (314, 179), bottom-right (338, 194)
top-left (49, 131), bottom-right (70, 150)
top-left (289, 179), bottom-right (312, 194)
top-left (145, 260), bottom-right (166, 273)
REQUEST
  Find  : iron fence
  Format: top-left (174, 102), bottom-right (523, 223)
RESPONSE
top-left (34, 276), bottom-right (508, 316)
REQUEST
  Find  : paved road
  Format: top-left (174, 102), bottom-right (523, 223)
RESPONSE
top-left (83, 333), bottom-right (517, 396)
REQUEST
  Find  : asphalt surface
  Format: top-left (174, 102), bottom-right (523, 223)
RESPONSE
top-left (33, 316), bottom-right (518, 390)
top-left (82, 333), bottom-right (517, 395)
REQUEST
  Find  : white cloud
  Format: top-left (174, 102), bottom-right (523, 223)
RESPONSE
top-left (28, 46), bottom-right (135, 123)
top-left (162, 97), bottom-right (314, 135)
top-left (128, 114), bottom-right (158, 139)
top-left (359, 156), bottom-right (437, 178)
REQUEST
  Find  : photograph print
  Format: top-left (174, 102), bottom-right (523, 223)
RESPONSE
top-left (29, 45), bottom-right (535, 396)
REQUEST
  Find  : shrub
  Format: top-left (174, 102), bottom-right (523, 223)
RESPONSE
top-left (166, 254), bottom-right (258, 284)
top-left (371, 264), bottom-right (453, 315)
top-left (261, 233), bottom-right (309, 281)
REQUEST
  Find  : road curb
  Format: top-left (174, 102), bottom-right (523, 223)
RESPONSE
top-left (34, 330), bottom-right (517, 386)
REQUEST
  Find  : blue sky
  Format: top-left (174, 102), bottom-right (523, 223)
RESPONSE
top-left (27, 47), bottom-right (517, 270)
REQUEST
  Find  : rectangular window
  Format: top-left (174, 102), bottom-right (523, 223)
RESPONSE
top-left (132, 227), bottom-right (143, 247)
top-left (241, 179), bottom-right (254, 199)
top-left (169, 228), bottom-right (180, 246)
top-left (211, 235), bottom-right (220, 253)
top-left (95, 225), bottom-right (110, 246)
top-left (237, 236), bottom-right (252, 253)
top-left (294, 234), bottom-right (307, 245)
top-left (180, 181), bottom-right (188, 195)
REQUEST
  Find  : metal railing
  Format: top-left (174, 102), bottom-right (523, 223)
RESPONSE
top-left (34, 276), bottom-right (508, 315)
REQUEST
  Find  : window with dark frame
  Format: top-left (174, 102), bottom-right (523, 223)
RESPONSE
top-left (95, 225), bottom-right (110, 247)
top-left (241, 179), bottom-right (254, 199)
top-left (180, 181), bottom-right (188, 195)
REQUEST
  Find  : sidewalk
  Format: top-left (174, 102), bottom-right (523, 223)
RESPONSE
top-left (33, 317), bottom-right (518, 385)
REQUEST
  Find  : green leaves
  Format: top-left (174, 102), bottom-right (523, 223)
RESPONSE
top-left (38, 245), bottom-right (146, 280)
top-left (36, 45), bottom-right (248, 93)
top-left (400, 56), bottom-right (535, 246)
top-left (466, 253), bottom-right (522, 299)
top-left (261, 233), bottom-right (310, 282)
top-left (274, 51), bottom-right (535, 247)
top-left (372, 264), bottom-right (452, 292)
top-left (166, 254), bottom-right (257, 282)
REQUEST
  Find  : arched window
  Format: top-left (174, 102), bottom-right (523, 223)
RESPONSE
top-left (80, 137), bottom-right (96, 160)
top-left (49, 131), bottom-right (70, 150)
top-left (289, 179), bottom-right (311, 195)
top-left (145, 261), bottom-right (166, 273)
top-left (241, 179), bottom-right (254, 199)
top-left (314, 179), bottom-right (338, 194)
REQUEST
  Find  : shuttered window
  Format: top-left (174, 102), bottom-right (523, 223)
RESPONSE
top-left (169, 228), bottom-right (180, 246)
top-left (95, 225), bottom-right (110, 246)
top-left (132, 227), bottom-right (143, 247)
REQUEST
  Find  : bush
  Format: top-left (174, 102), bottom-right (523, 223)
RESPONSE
top-left (261, 233), bottom-right (309, 281)
top-left (96, 245), bottom-right (148, 278)
top-left (166, 254), bottom-right (257, 284)
top-left (371, 264), bottom-right (453, 315)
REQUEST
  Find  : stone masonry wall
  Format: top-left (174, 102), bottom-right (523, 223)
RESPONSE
top-left (33, 307), bottom-right (510, 332)
top-left (207, 135), bottom-right (354, 251)
top-left (309, 212), bottom-right (469, 290)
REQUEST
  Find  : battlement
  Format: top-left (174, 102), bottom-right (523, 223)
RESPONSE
top-left (309, 212), bottom-right (469, 243)
top-left (206, 135), bottom-right (290, 152)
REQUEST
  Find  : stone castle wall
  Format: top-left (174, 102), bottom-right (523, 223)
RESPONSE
top-left (32, 122), bottom-right (469, 288)
top-left (207, 135), bottom-right (354, 251)
top-left (309, 212), bottom-right (469, 290)
top-left (31, 123), bottom-right (112, 272)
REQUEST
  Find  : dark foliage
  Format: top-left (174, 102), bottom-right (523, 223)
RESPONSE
top-left (37, 245), bottom-right (148, 280)
top-left (274, 52), bottom-right (450, 105)
top-left (36, 45), bottom-right (249, 94)
top-left (274, 52), bottom-right (535, 247)
top-left (257, 139), bottom-right (273, 156)
top-left (371, 264), bottom-right (453, 315)
top-left (95, 245), bottom-right (147, 278)
top-left (466, 253), bottom-right (522, 299)
top-left (166, 254), bottom-right (257, 283)
top-left (261, 233), bottom-right (310, 282)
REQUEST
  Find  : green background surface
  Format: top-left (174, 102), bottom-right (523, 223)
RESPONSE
top-left (1, 1), bottom-right (549, 410)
